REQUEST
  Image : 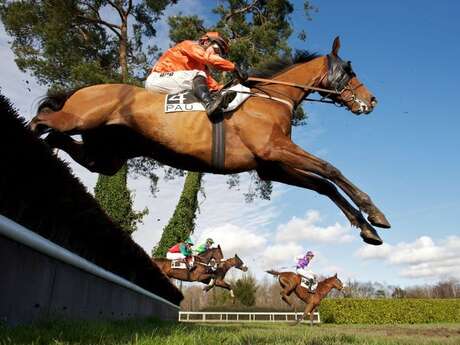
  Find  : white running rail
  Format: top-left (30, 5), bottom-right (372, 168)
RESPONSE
top-left (0, 214), bottom-right (179, 310)
top-left (179, 311), bottom-right (320, 323)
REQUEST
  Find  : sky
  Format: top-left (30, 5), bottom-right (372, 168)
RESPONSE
top-left (1, 0), bottom-right (459, 288)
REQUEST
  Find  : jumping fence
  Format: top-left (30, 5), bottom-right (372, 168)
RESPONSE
top-left (179, 311), bottom-right (320, 323)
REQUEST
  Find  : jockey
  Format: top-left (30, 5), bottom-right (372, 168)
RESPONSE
top-left (145, 31), bottom-right (248, 118)
top-left (296, 250), bottom-right (317, 292)
top-left (166, 237), bottom-right (195, 270)
top-left (195, 238), bottom-right (214, 254)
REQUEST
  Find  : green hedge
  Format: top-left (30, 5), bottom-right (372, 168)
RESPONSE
top-left (319, 298), bottom-right (460, 324)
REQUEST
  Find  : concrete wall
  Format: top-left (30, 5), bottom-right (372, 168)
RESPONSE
top-left (0, 232), bottom-right (179, 326)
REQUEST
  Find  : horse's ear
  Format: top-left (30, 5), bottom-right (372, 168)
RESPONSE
top-left (334, 273), bottom-right (337, 277)
top-left (331, 36), bottom-right (341, 57)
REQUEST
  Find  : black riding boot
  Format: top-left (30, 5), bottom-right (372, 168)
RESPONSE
top-left (193, 76), bottom-right (228, 118)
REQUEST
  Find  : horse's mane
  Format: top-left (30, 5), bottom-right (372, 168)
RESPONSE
top-left (248, 50), bottom-right (321, 79)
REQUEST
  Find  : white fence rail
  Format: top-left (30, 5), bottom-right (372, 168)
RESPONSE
top-left (0, 215), bottom-right (179, 310)
top-left (179, 311), bottom-right (320, 323)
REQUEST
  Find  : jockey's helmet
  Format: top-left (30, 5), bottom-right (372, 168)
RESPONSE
top-left (185, 237), bottom-right (194, 245)
top-left (306, 250), bottom-right (314, 257)
top-left (199, 32), bottom-right (230, 55)
top-left (206, 238), bottom-right (214, 244)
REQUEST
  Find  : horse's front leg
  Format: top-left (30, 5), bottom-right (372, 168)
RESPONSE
top-left (255, 135), bottom-right (390, 229)
top-left (301, 303), bottom-right (316, 326)
top-left (214, 279), bottom-right (235, 301)
top-left (256, 163), bottom-right (382, 245)
top-left (203, 277), bottom-right (216, 292)
top-left (44, 131), bottom-right (124, 175)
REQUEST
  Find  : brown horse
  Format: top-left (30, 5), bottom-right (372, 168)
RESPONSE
top-left (30, 37), bottom-right (389, 245)
top-left (153, 254), bottom-right (248, 298)
top-left (267, 270), bottom-right (343, 325)
top-left (195, 245), bottom-right (224, 266)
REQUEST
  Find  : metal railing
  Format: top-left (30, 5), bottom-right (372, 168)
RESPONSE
top-left (0, 214), bottom-right (179, 310)
top-left (179, 311), bottom-right (320, 323)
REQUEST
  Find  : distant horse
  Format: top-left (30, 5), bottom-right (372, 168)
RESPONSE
top-left (266, 270), bottom-right (343, 326)
top-left (30, 37), bottom-right (389, 245)
top-left (154, 253), bottom-right (247, 298)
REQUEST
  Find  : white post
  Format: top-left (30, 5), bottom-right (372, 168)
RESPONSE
top-left (203, 313), bottom-right (205, 321)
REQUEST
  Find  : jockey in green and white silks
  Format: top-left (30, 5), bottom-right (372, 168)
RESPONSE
top-left (166, 237), bottom-right (195, 270)
top-left (296, 250), bottom-right (318, 292)
top-left (195, 238), bottom-right (214, 254)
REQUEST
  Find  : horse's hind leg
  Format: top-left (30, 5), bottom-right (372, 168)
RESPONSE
top-left (255, 137), bottom-right (390, 229)
top-left (279, 277), bottom-right (296, 308)
top-left (257, 164), bottom-right (382, 245)
top-left (30, 110), bottom-right (82, 135)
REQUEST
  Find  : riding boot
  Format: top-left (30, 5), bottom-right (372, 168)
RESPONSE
top-left (192, 76), bottom-right (234, 119)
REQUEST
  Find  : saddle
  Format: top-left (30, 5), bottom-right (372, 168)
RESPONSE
top-left (164, 84), bottom-right (250, 113)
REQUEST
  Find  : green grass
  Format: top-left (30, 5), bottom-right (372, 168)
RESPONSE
top-left (1, 318), bottom-right (459, 345)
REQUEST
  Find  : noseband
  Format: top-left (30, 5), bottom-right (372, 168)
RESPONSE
top-left (324, 54), bottom-right (367, 111)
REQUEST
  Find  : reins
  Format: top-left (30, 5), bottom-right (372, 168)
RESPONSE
top-left (247, 77), bottom-right (341, 95)
top-left (244, 76), bottom-right (346, 110)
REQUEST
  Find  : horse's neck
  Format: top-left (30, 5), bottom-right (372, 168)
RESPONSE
top-left (317, 280), bottom-right (334, 297)
top-left (219, 259), bottom-right (233, 274)
top-left (264, 57), bottom-right (328, 105)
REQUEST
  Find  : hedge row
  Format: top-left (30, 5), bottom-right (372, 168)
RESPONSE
top-left (319, 298), bottom-right (460, 324)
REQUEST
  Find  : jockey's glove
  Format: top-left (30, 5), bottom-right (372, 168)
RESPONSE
top-left (234, 66), bottom-right (248, 82)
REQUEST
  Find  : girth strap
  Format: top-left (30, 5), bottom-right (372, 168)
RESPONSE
top-left (211, 112), bottom-right (225, 171)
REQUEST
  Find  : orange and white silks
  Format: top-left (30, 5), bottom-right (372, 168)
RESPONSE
top-left (147, 40), bottom-right (235, 92)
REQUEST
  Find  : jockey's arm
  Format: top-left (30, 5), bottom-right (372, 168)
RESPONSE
top-left (207, 75), bottom-right (222, 91)
top-left (179, 243), bottom-right (189, 256)
top-left (180, 42), bottom-right (235, 72)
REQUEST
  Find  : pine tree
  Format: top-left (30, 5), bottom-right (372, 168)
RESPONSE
top-left (1, 0), bottom-right (177, 233)
top-left (153, 172), bottom-right (202, 257)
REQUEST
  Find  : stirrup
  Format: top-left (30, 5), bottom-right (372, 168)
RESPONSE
top-left (205, 91), bottom-right (237, 117)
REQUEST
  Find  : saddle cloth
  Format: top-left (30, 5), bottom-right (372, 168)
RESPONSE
top-left (300, 277), bottom-right (318, 292)
top-left (164, 84), bottom-right (251, 113)
top-left (171, 260), bottom-right (187, 269)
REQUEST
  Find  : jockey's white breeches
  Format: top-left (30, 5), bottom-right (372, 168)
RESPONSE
top-left (166, 252), bottom-right (186, 260)
top-left (296, 268), bottom-right (316, 281)
top-left (145, 70), bottom-right (207, 94)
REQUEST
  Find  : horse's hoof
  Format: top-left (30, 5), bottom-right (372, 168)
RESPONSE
top-left (360, 225), bottom-right (383, 246)
top-left (367, 212), bottom-right (391, 229)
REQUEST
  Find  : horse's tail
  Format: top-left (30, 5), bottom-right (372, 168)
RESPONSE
top-left (266, 269), bottom-right (281, 277)
top-left (37, 88), bottom-right (81, 113)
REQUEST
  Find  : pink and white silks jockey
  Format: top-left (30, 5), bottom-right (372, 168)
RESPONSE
top-left (295, 250), bottom-right (318, 291)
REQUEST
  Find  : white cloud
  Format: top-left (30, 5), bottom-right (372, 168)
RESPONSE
top-left (355, 235), bottom-right (460, 280)
top-left (195, 223), bottom-right (267, 259)
top-left (260, 242), bottom-right (304, 269)
top-left (276, 210), bottom-right (354, 243)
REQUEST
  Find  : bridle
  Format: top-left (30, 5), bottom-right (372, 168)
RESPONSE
top-left (245, 54), bottom-right (366, 111)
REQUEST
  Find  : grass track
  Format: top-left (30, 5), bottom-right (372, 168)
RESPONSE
top-left (1, 318), bottom-right (459, 345)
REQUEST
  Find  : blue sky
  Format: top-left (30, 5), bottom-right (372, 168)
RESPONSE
top-left (1, 1), bottom-right (459, 288)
